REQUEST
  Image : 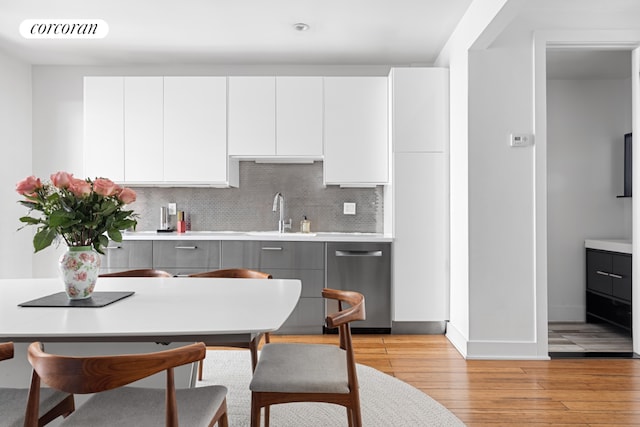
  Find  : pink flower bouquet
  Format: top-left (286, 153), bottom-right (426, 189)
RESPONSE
top-left (16, 171), bottom-right (138, 253)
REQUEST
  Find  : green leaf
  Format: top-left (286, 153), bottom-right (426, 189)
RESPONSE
top-left (19, 216), bottom-right (41, 224)
top-left (33, 228), bottom-right (57, 252)
top-left (107, 228), bottom-right (122, 242)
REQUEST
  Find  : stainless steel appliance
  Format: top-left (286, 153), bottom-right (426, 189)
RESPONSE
top-left (326, 242), bottom-right (391, 333)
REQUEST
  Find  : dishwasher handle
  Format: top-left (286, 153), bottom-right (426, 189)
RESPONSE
top-left (334, 250), bottom-right (383, 257)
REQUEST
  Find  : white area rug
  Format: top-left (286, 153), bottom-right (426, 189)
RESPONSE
top-left (198, 350), bottom-right (465, 426)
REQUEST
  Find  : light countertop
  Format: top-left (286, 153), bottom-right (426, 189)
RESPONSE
top-left (584, 239), bottom-right (632, 254)
top-left (123, 230), bottom-right (393, 243)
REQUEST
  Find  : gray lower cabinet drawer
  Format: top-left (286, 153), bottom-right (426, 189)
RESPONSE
top-left (222, 240), bottom-right (325, 333)
top-left (153, 241), bottom-right (221, 272)
top-left (275, 298), bottom-right (324, 334)
top-left (100, 241), bottom-right (153, 273)
top-left (221, 241), bottom-right (324, 270)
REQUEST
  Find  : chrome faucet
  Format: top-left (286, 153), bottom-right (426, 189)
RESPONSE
top-left (272, 192), bottom-right (292, 233)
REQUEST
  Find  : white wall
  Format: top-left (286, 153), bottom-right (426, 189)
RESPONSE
top-left (0, 49), bottom-right (33, 278)
top-left (467, 47), bottom-right (537, 350)
top-left (547, 78), bottom-right (632, 321)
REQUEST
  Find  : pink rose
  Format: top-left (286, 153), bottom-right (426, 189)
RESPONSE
top-left (74, 271), bottom-right (88, 282)
top-left (15, 176), bottom-right (42, 195)
top-left (118, 187), bottom-right (137, 204)
top-left (68, 178), bottom-right (92, 198)
top-left (93, 178), bottom-right (119, 197)
top-left (50, 171), bottom-right (74, 189)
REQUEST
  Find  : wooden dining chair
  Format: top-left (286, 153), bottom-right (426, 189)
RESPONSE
top-left (99, 268), bottom-right (173, 277)
top-left (249, 288), bottom-right (365, 427)
top-left (188, 268), bottom-right (273, 379)
top-left (24, 341), bottom-right (228, 427)
top-left (0, 342), bottom-right (75, 426)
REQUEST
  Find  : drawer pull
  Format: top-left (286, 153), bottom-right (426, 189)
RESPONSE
top-left (609, 273), bottom-right (623, 279)
top-left (261, 247), bottom-right (283, 251)
top-left (175, 246), bottom-right (198, 250)
top-left (335, 250), bottom-right (383, 257)
top-left (596, 270), bottom-right (610, 276)
top-left (106, 246), bottom-right (122, 250)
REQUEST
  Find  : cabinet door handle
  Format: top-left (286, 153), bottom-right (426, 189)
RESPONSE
top-left (261, 247), bottom-right (283, 251)
top-left (106, 246), bottom-right (122, 250)
top-left (335, 250), bottom-right (383, 257)
top-left (175, 246), bottom-right (198, 250)
top-left (609, 273), bottom-right (624, 279)
top-left (596, 270), bottom-right (610, 276)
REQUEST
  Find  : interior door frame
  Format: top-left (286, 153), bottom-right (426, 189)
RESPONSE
top-left (533, 31), bottom-right (640, 357)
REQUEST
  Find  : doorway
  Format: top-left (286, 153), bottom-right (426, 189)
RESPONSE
top-left (545, 48), bottom-right (634, 357)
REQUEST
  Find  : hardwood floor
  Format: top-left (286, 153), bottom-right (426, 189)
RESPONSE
top-left (268, 334), bottom-right (640, 426)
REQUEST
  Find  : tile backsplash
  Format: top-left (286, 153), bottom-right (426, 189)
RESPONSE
top-left (130, 162), bottom-right (383, 233)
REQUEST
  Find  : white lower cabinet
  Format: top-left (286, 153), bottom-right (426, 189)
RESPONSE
top-left (393, 153), bottom-right (447, 322)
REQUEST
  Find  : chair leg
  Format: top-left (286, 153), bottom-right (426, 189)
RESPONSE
top-left (214, 398), bottom-right (229, 427)
top-left (198, 359), bottom-right (204, 381)
top-left (347, 407), bottom-right (353, 427)
top-left (250, 393), bottom-right (261, 427)
top-left (249, 339), bottom-right (259, 372)
top-left (351, 402), bottom-right (363, 427)
top-left (265, 405), bottom-right (270, 427)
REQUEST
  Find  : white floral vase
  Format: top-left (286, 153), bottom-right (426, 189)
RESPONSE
top-left (58, 246), bottom-right (101, 299)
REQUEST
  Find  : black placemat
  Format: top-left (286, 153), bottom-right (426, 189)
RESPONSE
top-left (19, 291), bottom-right (134, 308)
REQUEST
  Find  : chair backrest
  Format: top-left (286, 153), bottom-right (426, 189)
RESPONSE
top-left (0, 341), bottom-right (13, 361)
top-left (188, 268), bottom-right (273, 279)
top-left (322, 288), bottom-right (365, 393)
top-left (25, 342), bottom-right (207, 426)
top-left (99, 269), bottom-right (173, 278)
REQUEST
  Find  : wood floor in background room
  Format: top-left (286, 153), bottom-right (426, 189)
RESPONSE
top-left (266, 334), bottom-right (640, 426)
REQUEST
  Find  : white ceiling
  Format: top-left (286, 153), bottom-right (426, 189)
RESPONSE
top-left (0, 0), bottom-right (473, 66)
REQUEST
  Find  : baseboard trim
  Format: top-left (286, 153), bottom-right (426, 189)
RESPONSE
top-left (391, 321), bottom-right (446, 334)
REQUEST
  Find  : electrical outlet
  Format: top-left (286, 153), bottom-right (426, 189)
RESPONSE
top-left (168, 203), bottom-right (177, 215)
top-left (343, 202), bottom-right (356, 215)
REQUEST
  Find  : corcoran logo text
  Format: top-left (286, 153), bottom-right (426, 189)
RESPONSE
top-left (20, 19), bottom-right (108, 39)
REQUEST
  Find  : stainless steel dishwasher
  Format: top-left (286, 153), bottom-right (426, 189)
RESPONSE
top-left (326, 242), bottom-right (391, 333)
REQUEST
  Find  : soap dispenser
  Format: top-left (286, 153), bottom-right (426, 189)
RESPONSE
top-left (300, 216), bottom-right (311, 233)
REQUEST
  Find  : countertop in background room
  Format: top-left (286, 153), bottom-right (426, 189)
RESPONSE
top-left (584, 239), bottom-right (632, 254)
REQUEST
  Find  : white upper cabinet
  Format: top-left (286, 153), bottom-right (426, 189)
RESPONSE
top-left (228, 77), bottom-right (276, 156)
top-left (84, 77), bottom-right (125, 181)
top-left (323, 76), bottom-right (389, 186)
top-left (276, 76), bottom-right (323, 157)
top-left (390, 68), bottom-right (448, 153)
top-left (164, 76), bottom-right (231, 184)
top-left (85, 76), bottom-right (236, 186)
top-left (124, 77), bottom-right (163, 182)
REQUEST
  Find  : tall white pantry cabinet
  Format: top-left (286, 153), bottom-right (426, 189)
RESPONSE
top-left (391, 67), bottom-right (449, 327)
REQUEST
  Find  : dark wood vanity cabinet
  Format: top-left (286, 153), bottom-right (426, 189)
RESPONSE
top-left (586, 248), bottom-right (632, 330)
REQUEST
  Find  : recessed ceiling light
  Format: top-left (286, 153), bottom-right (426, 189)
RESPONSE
top-left (293, 23), bottom-right (310, 32)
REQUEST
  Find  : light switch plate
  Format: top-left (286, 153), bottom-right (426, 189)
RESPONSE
top-left (343, 202), bottom-right (356, 215)
top-left (168, 203), bottom-right (177, 215)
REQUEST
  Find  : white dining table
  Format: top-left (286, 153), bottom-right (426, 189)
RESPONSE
top-left (0, 276), bottom-right (301, 388)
